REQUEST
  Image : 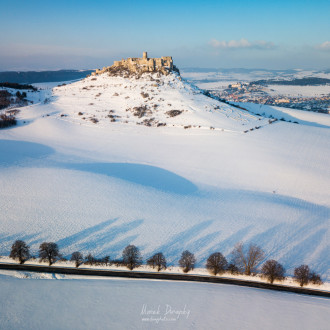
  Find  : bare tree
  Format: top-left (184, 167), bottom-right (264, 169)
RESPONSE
top-left (103, 255), bottom-right (110, 266)
top-left (294, 265), bottom-right (310, 287)
top-left (227, 263), bottom-right (240, 275)
top-left (85, 253), bottom-right (96, 266)
top-left (10, 240), bottom-right (30, 264)
top-left (112, 259), bottom-right (125, 267)
top-left (230, 242), bottom-right (265, 275)
top-left (179, 250), bottom-right (196, 273)
top-left (71, 251), bottom-right (84, 268)
top-left (206, 252), bottom-right (228, 275)
top-left (122, 245), bottom-right (142, 270)
top-left (309, 272), bottom-right (323, 285)
top-left (147, 252), bottom-right (167, 271)
top-left (39, 242), bottom-right (60, 266)
top-left (261, 259), bottom-right (285, 284)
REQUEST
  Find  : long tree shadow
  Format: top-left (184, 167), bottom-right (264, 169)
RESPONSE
top-left (246, 223), bottom-right (287, 258)
top-left (149, 220), bottom-right (214, 263)
top-left (0, 232), bottom-right (42, 245)
top-left (185, 231), bottom-right (222, 266)
top-left (259, 210), bottom-right (330, 264)
top-left (206, 225), bottom-right (253, 259)
top-left (279, 228), bottom-right (328, 267)
top-left (56, 218), bottom-right (119, 249)
top-left (102, 234), bottom-right (140, 258)
top-left (76, 219), bottom-right (144, 253)
top-left (0, 232), bottom-right (43, 254)
top-left (312, 244), bottom-right (330, 277)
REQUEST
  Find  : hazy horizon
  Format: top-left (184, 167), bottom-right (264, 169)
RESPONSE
top-left (0, 67), bottom-right (328, 73)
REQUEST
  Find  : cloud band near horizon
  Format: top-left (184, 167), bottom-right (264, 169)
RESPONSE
top-left (209, 38), bottom-right (275, 50)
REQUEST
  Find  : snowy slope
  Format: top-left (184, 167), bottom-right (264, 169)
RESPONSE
top-left (0, 273), bottom-right (329, 330)
top-left (51, 72), bottom-right (268, 131)
top-left (0, 73), bottom-right (329, 280)
top-left (236, 102), bottom-right (330, 128)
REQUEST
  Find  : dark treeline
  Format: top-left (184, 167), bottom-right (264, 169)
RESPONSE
top-left (0, 90), bottom-right (11, 109)
top-left (0, 114), bottom-right (17, 128)
top-left (0, 89), bottom-right (28, 128)
top-left (251, 77), bottom-right (330, 86)
top-left (0, 70), bottom-right (94, 84)
top-left (0, 82), bottom-right (37, 91)
top-left (8, 240), bottom-right (323, 287)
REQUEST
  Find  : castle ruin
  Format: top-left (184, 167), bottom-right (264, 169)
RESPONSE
top-left (92, 52), bottom-right (178, 76)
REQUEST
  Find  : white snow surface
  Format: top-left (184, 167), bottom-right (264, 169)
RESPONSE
top-left (0, 272), bottom-right (329, 330)
top-left (266, 84), bottom-right (330, 97)
top-left (235, 102), bottom-right (330, 129)
top-left (0, 72), bottom-right (329, 281)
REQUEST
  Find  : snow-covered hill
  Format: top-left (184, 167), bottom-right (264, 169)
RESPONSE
top-left (51, 72), bottom-right (268, 132)
top-left (0, 71), bottom-right (329, 280)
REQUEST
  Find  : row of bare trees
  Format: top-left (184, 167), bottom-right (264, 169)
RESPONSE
top-left (8, 240), bottom-right (323, 287)
top-left (10, 240), bottom-right (61, 266)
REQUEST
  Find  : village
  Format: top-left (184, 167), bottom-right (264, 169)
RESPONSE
top-left (210, 82), bottom-right (330, 114)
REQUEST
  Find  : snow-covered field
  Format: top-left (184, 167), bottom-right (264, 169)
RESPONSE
top-left (235, 102), bottom-right (330, 129)
top-left (0, 72), bottom-right (329, 283)
top-left (181, 68), bottom-right (330, 84)
top-left (266, 85), bottom-right (330, 97)
top-left (0, 272), bottom-right (329, 330)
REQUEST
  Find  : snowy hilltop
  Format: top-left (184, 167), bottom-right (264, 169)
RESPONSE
top-left (51, 71), bottom-right (268, 132)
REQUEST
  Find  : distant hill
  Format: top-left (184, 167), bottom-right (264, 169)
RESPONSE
top-left (251, 77), bottom-right (330, 86)
top-left (0, 70), bottom-right (94, 84)
top-left (181, 68), bottom-right (297, 74)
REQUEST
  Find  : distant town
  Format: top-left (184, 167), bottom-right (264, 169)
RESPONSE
top-left (209, 82), bottom-right (330, 114)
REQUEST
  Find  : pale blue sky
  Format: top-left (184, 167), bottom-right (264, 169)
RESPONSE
top-left (0, 0), bottom-right (329, 70)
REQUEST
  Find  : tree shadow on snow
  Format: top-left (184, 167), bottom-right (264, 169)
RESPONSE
top-left (56, 218), bottom-right (119, 250)
top-left (0, 232), bottom-right (43, 255)
top-left (74, 219), bottom-right (144, 255)
top-left (148, 220), bottom-right (214, 263)
top-left (55, 218), bottom-right (145, 258)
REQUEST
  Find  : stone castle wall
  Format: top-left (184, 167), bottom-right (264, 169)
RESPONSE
top-left (92, 52), bottom-right (175, 76)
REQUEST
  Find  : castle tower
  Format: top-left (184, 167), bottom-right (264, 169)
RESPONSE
top-left (143, 52), bottom-right (148, 60)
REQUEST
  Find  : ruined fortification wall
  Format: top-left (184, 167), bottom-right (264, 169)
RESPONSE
top-left (92, 52), bottom-right (176, 76)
